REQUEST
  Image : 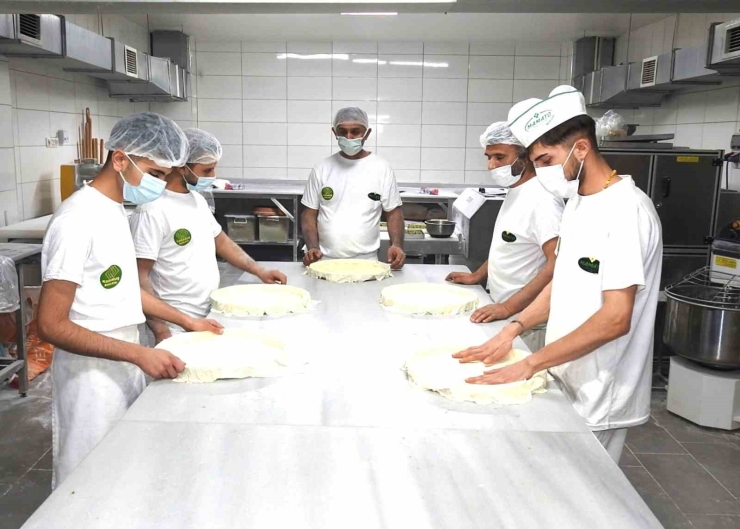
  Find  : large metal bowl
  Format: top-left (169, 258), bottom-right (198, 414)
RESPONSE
top-left (425, 220), bottom-right (456, 239)
top-left (664, 284), bottom-right (740, 370)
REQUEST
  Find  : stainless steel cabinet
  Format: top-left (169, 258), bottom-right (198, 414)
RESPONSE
top-left (602, 152), bottom-right (651, 194)
top-left (651, 155), bottom-right (720, 248)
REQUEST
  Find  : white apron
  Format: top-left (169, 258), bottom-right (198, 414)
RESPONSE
top-left (52, 325), bottom-right (146, 489)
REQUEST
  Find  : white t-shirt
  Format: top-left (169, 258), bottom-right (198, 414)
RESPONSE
top-left (487, 178), bottom-right (563, 303)
top-left (546, 176), bottom-right (663, 431)
top-left (302, 153), bottom-right (402, 259)
top-left (129, 190), bottom-right (222, 319)
top-left (42, 185), bottom-right (145, 333)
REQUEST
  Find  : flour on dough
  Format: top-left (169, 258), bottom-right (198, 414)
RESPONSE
top-left (380, 283), bottom-right (480, 316)
top-left (306, 259), bottom-right (392, 283)
top-left (157, 329), bottom-right (303, 383)
top-left (404, 346), bottom-right (547, 405)
top-left (210, 284), bottom-right (312, 317)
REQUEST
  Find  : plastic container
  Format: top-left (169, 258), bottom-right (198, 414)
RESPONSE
top-left (226, 214), bottom-right (257, 242)
top-left (258, 216), bottom-right (290, 243)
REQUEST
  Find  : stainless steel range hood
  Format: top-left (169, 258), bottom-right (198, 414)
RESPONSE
top-left (108, 55), bottom-right (187, 102)
top-left (584, 64), bottom-right (667, 108)
top-left (0, 14), bottom-right (62, 57)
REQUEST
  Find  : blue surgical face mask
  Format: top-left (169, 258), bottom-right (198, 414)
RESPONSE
top-left (337, 135), bottom-right (365, 156)
top-left (184, 165), bottom-right (216, 192)
top-left (119, 154), bottom-right (166, 205)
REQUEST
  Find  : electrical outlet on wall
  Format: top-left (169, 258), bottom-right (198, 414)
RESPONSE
top-left (46, 138), bottom-right (58, 148)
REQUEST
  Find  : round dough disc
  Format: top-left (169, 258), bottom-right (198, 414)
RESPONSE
top-left (405, 346), bottom-right (547, 405)
top-left (157, 329), bottom-right (298, 383)
top-left (210, 284), bottom-right (311, 317)
top-left (380, 283), bottom-right (479, 316)
top-left (306, 259), bottom-right (392, 283)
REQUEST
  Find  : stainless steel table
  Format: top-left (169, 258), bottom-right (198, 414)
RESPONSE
top-left (0, 243), bottom-right (41, 397)
top-left (22, 263), bottom-right (662, 528)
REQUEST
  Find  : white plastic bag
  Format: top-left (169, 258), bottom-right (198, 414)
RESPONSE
top-left (0, 256), bottom-right (19, 313)
top-left (595, 110), bottom-right (628, 139)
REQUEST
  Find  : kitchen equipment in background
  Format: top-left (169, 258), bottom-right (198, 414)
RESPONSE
top-left (77, 108), bottom-right (104, 164)
top-left (710, 237), bottom-right (740, 286)
top-left (664, 263), bottom-right (740, 430)
top-left (258, 216), bottom-right (290, 243)
top-left (225, 214), bottom-right (257, 243)
top-left (451, 188), bottom-right (505, 272)
top-left (60, 161), bottom-right (103, 201)
top-left (425, 219), bottom-right (455, 238)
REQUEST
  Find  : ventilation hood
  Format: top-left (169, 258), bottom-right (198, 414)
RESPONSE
top-left (0, 14), bottom-right (62, 57)
top-left (709, 18), bottom-right (740, 73)
top-left (108, 55), bottom-right (187, 102)
top-left (67, 38), bottom-right (148, 82)
top-left (584, 64), bottom-right (667, 109)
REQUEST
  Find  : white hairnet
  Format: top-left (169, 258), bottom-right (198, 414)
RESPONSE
top-left (106, 112), bottom-right (189, 169)
top-left (479, 121), bottom-right (524, 149)
top-left (333, 107), bottom-right (368, 129)
top-left (184, 128), bottom-right (223, 165)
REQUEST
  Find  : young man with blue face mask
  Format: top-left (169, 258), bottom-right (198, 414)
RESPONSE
top-left (445, 122), bottom-right (563, 351)
top-left (37, 113), bottom-right (224, 489)
top-left (454, 86), bottom-right (663, 463)
top-left (301, 107), bottom-right (406, 268)
top-left (130, 128), bottom-right (287, 344)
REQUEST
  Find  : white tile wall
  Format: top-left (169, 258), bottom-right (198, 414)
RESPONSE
top-left (0, 15), bottom-right (151, 222)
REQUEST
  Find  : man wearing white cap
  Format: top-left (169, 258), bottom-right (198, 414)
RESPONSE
top-left (445, 122), bottom-right (563, 351)
top-left (37, 113), bottom-right (224, 488)
top-left (455, 86), bottom-right (662, 463)
top-left (301, 107), bottom-right (406, 268)
top-left (131, 128), bottom-right (287, 344)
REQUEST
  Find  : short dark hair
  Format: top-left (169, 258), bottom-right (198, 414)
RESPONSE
top-left (534, 114), bottom-right (599, 152)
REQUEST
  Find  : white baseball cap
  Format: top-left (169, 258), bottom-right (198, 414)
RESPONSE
top-left (507, 85), bottom-right (587, 148)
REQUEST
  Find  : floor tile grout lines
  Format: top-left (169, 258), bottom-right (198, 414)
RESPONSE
top-left (0, 447), bottom-right (51, 500)
top-left (658, 420), bottom-right (740, 508)
top-left (630, 448), bottom-right (693, 524)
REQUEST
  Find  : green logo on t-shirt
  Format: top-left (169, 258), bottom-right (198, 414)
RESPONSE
top-left (368, 192), bottom-right (381, 201)
top-left (578, 257), bottom-right (600, 274)
top-left (502, 231), bottom-right (517, 243)
top-left (174, 228), bottom-right (192, 246)
top-left (100, 265), bottom-right (122, 289)
top-left (321, 187), bottom-right (334, 200)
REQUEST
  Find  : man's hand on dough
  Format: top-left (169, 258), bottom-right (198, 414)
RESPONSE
top-left (387, 246), bottom-right (405, 270)
top-left (470, 303), bottom-right (511, 324)
top-left (466, 357), bottom-right (536, 385)
top-left (452, 329), bottom-right (515, 366)
top-left (258, 269), bottom-right (288, 285)
top-left (137, 347), bottom-right (186, 379)
top-left (303, 248), bottom-right (323, 266)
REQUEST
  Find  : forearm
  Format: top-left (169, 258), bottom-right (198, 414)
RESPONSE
top-left (500, 262), bottom-right (554, 317)
top-left (526, 309), bottom-right (629, 373)
top-left (512, 281), bottom-right (552, 332)
top-left (474, 260), bottom-right (488, 282)
top-left (301, 209), bottom-right (320, 250)
top-left (40, 318), bottom-right (143, 364)
top-left (216, 233), bottom-right (263, 276)
top-left (138, 270), bottom-right (171, 337)
top-left (140, 289), bottom-right (193, 330)
top-left (386, 208), bottom-right (405, 248)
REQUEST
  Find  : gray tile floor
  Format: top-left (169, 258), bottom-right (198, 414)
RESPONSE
top-left (3, 374), bottom-right (740, 528)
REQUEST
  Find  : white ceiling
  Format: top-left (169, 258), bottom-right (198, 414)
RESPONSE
top-left (144, 12), bottom-right (670, 42)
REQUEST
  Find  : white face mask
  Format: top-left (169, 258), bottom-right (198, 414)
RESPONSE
top-left (489, 159), bottom-right (525, 188)
top-left (535, 143), bottom-right (584, 199)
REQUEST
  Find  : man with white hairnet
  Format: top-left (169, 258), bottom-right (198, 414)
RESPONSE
top-left (301, 107), bottom-right (406, 268)
top-left (130, 128), bottom-right (287, 343)
top-left (446, 122), bottom-right (563, 350)
top-left (37, 113), bottom-right (223, 488)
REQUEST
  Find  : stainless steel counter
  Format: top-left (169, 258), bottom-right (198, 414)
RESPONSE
top-left (22, 263), bottom-right (662, 528)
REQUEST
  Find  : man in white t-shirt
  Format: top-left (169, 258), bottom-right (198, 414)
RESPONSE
top-left (455, 86), bottom-right (662, 463)
top-left (301, 107), bottom-right (405, 268)
top-left (130, 128), bottom-right (287, 344)
top-left (37, 113), bottom-right (224, 488)
top-left (445, 122), bottom-right (563, 350)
